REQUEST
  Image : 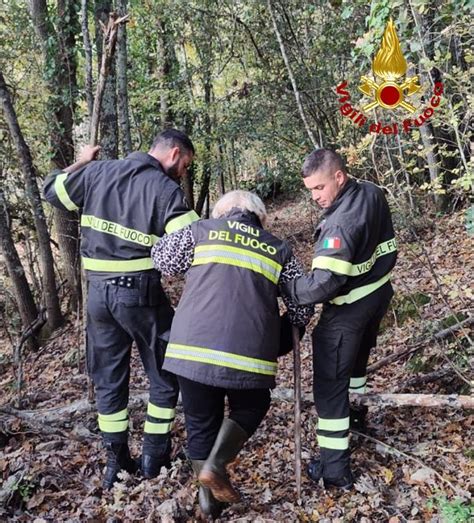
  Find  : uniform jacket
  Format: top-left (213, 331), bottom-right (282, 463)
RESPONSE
top-left (43, 152), bottom-right (199, 278)
top-left (151, 210), bottom-right (314, 389)
top-left (284, 179), bottom-right (397, 305)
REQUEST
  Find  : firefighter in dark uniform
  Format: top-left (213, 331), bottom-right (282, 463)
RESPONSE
top-left (282, 149), bottom-right (397, 490)
top-left (152, 190), bottom-right (313, 517)
top-left (43, 129), bottom-right (200, 489)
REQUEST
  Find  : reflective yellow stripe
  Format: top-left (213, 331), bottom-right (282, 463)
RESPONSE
top-left (330, 273), bottom-right (391, 305)
top-left (350, 376), bottom-right (367, 394)
top-left (196, 244), bottom-right (282, 272)
top-left (147, 403), bottom-right (175, 419)
top-left (350, 385), bottom-right (366, 394)
top-left (193, 255), bottom-right (279, 284)
top-left (82, 256), bottom-right (154, 272)
top-left (144, 420), bottom-right (173, 434)
top-left (350, 377), bottom-right (367, 388)
top-left (312, 238), bottom-right (397, 275)
top-left (166, 343), bottom-right (277, 376)
top-left (98, 408), bottom-right (128, 421)
top-left (165, 210), bottom-right (200, 234)
top-left (98, 419), bottom-right (129, 432)
top-left (81, 215), bottom-right (159, 247)
top-left (54, 172), bottom-right (79, 211)
top-left (193, 245), bottom-right (281, 285)
top-left (312, 256), bottom-right (353, 275)
top-left (98, 409), bottom-right (128, 433)
top-left (318, 417), bottom-right (350, 431)
top-left (317, 435), bottom-right (349, 450)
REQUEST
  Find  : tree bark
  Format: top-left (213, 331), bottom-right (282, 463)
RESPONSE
top-left (216, 141), bottom-right (226, 196)
top-left (0, 71), bottom-right (63, 330)
top-left (156, 13), bottom-right (175, 127)
top-left (195, 73), bottom-right (212, 216)
top-left (116, 0), bottom-right (132, 155)
top-left (29, 0), bottom-right (81, 309)
top-left (81, 0), bottom-right (94, 118)
top-left (182, 165), bottom-right (195, 210)
top-left (95, 0), bottom-right (118, 159)
top-left (272, 389), bottom-right (474, 409)
top-left (0, 187), bottom-right (39, 346)
top-left (407, 1), bottom-right (446, 210)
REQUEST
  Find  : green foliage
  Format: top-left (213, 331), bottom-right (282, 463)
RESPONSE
top-left (11, 478), bottom-right (34, 503)
top-left (0, 0), bottom-right (471, 227)
top-left (427, 495), bottom-right (473, 523)
top-left (392, 291), bottom-right (431, 325)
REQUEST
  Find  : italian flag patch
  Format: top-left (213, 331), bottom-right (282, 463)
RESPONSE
top-left (323, 237), bottom-right (341, 249)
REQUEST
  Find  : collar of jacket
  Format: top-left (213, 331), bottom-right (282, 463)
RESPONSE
top-left (322, 177), bottom-right (359, 217)
top-left (126, 151), bottom-right (165, 172)
top-left (222, 208), bottom-right (263, 228)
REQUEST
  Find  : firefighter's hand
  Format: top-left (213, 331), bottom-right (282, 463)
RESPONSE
top-left (77, 144), bottom-right (101, 164)
top-left (64, 145), bottom-right (101, 173)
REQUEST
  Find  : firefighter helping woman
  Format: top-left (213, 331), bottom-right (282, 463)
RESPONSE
top-left (43, 138), bottom-right (395, 518)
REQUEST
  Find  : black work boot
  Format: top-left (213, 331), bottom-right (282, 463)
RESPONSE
top-left (307, 459), bottom-right (354, 491)
top-left (141, 439), bottom-right (172, 479)
top-left (191, 460), bottom-right (225, 518)
top-left (349, 405), bottom-right (368, 431)
top-left (103, 441), bottom-right (139, 490)
top-left (198, 418), bottom-right (248, 503)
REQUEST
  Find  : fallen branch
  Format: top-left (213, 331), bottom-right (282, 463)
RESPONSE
top-left (368, 315), bottom-right (473, 374)
top-left (350, 393), bottom-right (473, 409)
top-left (2, 390), bottom-right (472, 433)
top-left (272, 389), bottom-right (474, 409)
top-left (0, 392), bottom-right (149, 423)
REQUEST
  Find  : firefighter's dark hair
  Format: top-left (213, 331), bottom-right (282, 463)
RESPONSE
top-left (302, 149), bottom-right (346, 178)
top-left (151, 129), bottom-right (195, 155)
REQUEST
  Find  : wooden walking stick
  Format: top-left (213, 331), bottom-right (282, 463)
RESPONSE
top-left (292, 325), bottom-right (302, 500)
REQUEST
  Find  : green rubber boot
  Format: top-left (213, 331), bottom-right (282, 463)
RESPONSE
top-left (191, 460), bottom-right (225, 518)
top-left (198, 418), bottom-right (248, 503)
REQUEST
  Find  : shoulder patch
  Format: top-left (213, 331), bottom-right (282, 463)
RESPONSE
top-left (322, 237), bottom-right (341, 249)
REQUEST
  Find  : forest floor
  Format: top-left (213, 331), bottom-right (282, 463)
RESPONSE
top-left (0, 194), bottom-right (473, 522)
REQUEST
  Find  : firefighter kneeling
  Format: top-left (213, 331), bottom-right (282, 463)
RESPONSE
top-left (152, 190), bottom-right (313, 517)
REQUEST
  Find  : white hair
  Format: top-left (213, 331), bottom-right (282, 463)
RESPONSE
top-left (211, 190), bottom-right (267, 226)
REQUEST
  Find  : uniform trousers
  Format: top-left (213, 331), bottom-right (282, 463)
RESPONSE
top-left (87, 273), bottom-right (179, 455)
top-left (177, 376), bottom-right (271, 460)
top-left (312, 281), bottom-right (393, 476)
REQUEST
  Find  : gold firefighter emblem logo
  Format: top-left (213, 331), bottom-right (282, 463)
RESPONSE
top-left (359, 19), bottom-right (421, 113)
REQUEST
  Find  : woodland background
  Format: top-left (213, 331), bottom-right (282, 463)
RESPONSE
top-left (0, 0), bottom-right (472, 521)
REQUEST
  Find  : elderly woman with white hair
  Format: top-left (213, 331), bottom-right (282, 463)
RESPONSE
top-left (151, 190), bottom-right (313, 517)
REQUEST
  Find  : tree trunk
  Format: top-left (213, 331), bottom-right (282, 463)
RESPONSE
top-left (182, 165), bottom-right (195, 210)
top-left (95, 0), bottom-right (118, 159)
top-left (0, 187), bottom-right (39, 347)
top-left (116, 0), bottom-right (132, 155)
top-left (81, 0), bottom-right (94, 118)
top-left (408, 1), bottom-right (446, 210)
top-left (267, 0), bottom-right (319, 149)
top-left (156, 11), bottom-right (176, 127)
top-left (217, 141), bottom-right (226, 196)
top-left (0, 71), bottom-right (63, 330)
top-left (195, 75), bottom-right (212, 216)
top-left (29, 0), bottom-right (81, 309)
